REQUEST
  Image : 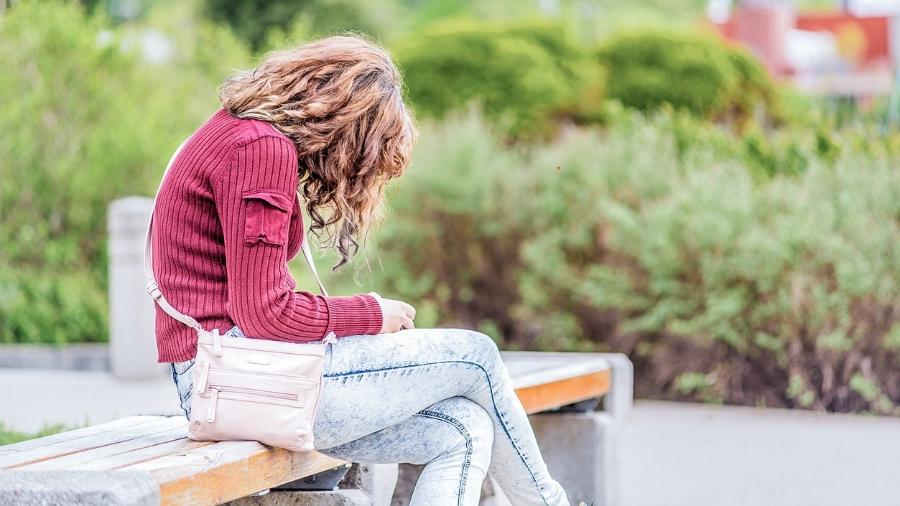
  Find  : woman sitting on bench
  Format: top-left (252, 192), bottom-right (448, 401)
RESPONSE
top-left (151, 35), bottom-right (569, 506)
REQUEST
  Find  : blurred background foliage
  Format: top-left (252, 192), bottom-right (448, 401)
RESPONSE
top-left (0, 0), bottom-right (897, 415)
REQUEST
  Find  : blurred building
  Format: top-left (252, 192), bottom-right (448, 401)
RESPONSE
top-left (709, 0), bottom-right (900, 99)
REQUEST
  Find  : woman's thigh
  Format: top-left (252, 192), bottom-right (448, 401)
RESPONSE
top-left (313, 328), bottom-right (501, 450)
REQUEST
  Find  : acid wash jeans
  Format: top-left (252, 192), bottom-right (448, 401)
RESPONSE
top-left (171, 327), bottom-right (570, 506)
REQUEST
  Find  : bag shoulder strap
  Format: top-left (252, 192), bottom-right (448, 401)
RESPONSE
top-left (144, 135), bottom-right (328, 334)
top-left (300, 233), bottom-right (328, 296)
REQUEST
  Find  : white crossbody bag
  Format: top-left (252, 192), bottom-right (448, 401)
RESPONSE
top-left (144, 138), bottom-right (333, 451)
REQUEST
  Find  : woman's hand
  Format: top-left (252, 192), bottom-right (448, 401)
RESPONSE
top-left (369, 292), bottom-right (416, 333)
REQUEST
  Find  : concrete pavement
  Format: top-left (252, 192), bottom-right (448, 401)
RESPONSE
top-left (620, 400), bottom-right (900, 506)
top-left (0, 368), bottom-right (179, 430)
top-left (1, 368), bottom-right (898, 505)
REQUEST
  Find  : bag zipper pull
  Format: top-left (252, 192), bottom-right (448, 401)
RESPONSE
top-left (195, 361), bottom-right (210, 395)
top-left (206, 386), bottom-right (221, 423)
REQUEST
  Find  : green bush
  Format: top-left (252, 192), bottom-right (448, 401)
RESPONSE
top-left (598, 30), bottom-right (777, 126)
top-left (521, 116), bottom-right (900, 414)
top-left (0, 0), bottom-right (248, 344)
top-left (397, 20), bottom-right (604, 138)
top-left (352, 110), bottom-right (900, 414)
top-left (0, 270), bottom-right (107, 345)
top-left (597, 101), bottom-right (861, 179)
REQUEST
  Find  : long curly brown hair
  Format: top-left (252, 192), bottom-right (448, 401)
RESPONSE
top-left (219, 35), bottom-right (417, 269)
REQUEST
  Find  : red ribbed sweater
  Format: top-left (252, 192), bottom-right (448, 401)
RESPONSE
top-left (152, 109), bottom-right (383, 362)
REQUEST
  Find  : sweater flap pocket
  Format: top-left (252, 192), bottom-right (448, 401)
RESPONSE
top-left (242, 190), bottom-right (292, 247)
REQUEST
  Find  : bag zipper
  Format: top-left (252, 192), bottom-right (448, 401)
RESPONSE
top-left (204, 384), bottom-right (300, 424)
top-left (208, 366), bottom-right (319, 383)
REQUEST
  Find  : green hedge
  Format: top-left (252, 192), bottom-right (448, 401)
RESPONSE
top-left (0, 269), bottom-right (107, 345)
top-left (400, 25), bottom-right (780, 137)
top-left (398, 19), bottom-right (604, 138)
top-left (598, 30), bottom-right (778, 126)
top-left (343, 110), bottom-right (900, 414)
top-left (0, 1), bottom-right (247, 344)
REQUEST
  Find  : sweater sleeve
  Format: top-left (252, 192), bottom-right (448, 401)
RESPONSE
top-left (213, 135), bottom-right (383, 341)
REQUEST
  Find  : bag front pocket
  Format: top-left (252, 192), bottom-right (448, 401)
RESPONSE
top-left (200, 368), bottom-right (316, 423)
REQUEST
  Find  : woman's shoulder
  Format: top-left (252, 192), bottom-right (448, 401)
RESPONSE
top-left (221, 109), bottom-right (293, 150)
top-left (181, 109), bottom-right (297, 187)
top-left (191, 108), bottom-right (294, 155)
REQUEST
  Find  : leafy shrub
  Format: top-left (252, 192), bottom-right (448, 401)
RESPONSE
top-left (0, 0), bottom-right (247, 343)
top-left (397, 20), bottom-right (604, 138)
top-left (352, 110), bottom-right (900, 414)
top-left (598, 30), bottom-right (777, 126)
top-left (0, 270), bottom-right (107, 345)
top-left (521, 117), bottom-right (900, 414)
top-left (598, 101), bottom-right (863, 180)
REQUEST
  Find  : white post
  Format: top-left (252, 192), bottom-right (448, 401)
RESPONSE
top-left (107, 197), bottom-right (167, 378)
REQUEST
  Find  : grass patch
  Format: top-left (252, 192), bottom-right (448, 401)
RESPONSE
top-left (0, 422), bottom-right (70, 446)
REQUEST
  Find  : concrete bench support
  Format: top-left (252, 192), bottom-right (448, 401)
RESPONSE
top-left (229, 489), bottom-right (370, 506)
top-left (597, 353), bottom-right (634, 422)
top-left (530, 352), bottom-right (632, 506)
top-left (532, 411), bottom-right (619, 506)
top-left (231, 463), bottom-right (399, 506)
top-left (0, 471), bottom-right (160, 506)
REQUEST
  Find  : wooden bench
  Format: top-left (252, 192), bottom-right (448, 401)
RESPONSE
top-left (0, 352), bottom-right (632, 506)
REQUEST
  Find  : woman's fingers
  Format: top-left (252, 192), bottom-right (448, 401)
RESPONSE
top-left (371, 294), bottom-right (416, 334)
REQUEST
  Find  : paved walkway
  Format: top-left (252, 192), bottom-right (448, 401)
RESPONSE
top-left (621, 400), bottom-right (900, 506)
top-left (1, 368), bottom-right (898, 505)
top-left (0, 368), bottom-right (180, 430)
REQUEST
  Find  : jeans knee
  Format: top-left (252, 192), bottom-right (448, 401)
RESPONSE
top-left (463, 330), bottom-right (501, 364)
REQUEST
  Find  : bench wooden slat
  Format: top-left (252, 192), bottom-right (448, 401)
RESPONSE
top-left (73, 438), bottom-right (214, 471)
top-left (503, 352), bottom-right (610, 389)
top-left (123, 441), bottom-right (345, 505)
top-left (0, 415), bottom-right (164, 453)
top-left (503, 352), bottom-right (611, 413)
top-left (17, 425), bottom-right (188, 471)
top-left (517, 369), bottom-right (611, 414)
top-left (0, 416), bottom-right (184, 469)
